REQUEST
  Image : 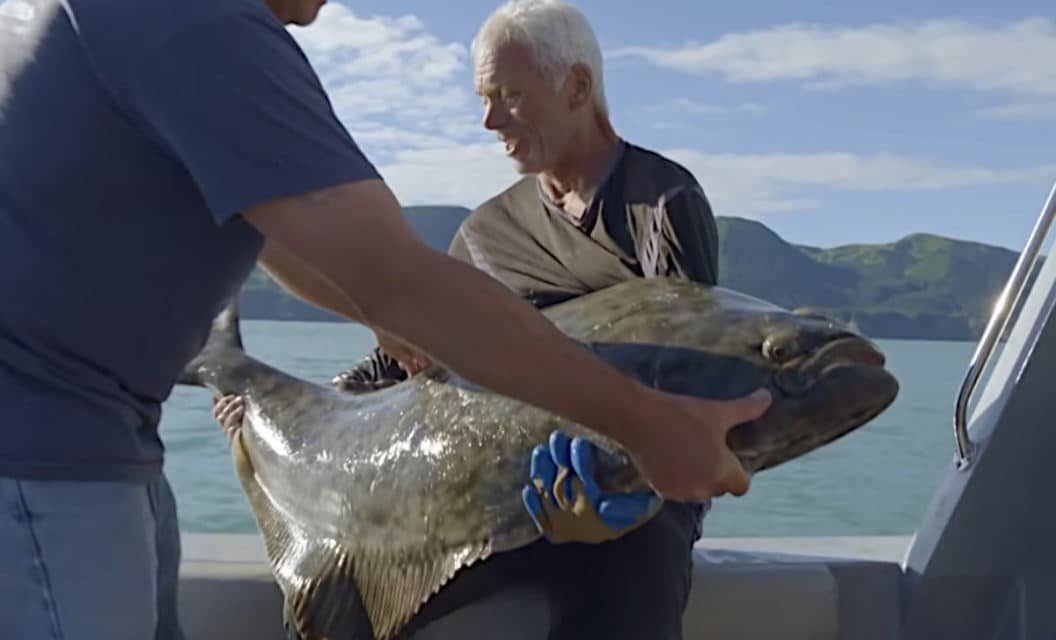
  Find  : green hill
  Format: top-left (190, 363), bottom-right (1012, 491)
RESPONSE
top-left (719, 217), bottom-right (1024, 340)
top-left (715, 217), bottom-right (859, 310)
top-left (238, 208), bottom-right (1025, 341)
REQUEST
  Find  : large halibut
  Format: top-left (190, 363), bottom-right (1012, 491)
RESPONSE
top-left (178, 277), bottom-right (899, 639)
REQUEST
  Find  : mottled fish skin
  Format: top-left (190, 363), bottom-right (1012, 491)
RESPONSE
top-left (179, 277), bottom-right (899, 639)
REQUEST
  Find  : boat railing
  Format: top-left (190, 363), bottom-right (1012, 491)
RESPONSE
top-left (954, 178), bottom-right (1056, 469)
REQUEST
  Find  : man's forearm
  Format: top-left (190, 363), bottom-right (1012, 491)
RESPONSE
top-left (257, 241), bottom-right (367, 324)
top-left (243, 180), bottom-right (656, 450)
top-left (358, 247), bottom-right (653, 445)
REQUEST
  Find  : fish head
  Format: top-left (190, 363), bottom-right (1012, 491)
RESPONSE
top-left (671, 292), bottom-right (900, 473)
top-left (583, 285), bottom-right (900, 475)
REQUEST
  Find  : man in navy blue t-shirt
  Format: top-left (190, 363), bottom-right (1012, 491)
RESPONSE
top-left (0, 1), bottom-right (771, 637)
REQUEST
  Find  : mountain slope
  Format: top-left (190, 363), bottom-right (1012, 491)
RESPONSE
top-left (716, 217), bottom-right (859, 310)
top-left (719, 218), bottom-right (1021, 340)
top-left (238, 208), bottom-right (1023, 340)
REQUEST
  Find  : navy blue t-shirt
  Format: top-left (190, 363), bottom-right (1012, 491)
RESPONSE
top-left (0, 0), bottom-right (380, 482)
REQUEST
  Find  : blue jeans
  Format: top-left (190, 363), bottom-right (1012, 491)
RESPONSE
top-left (0, 472), bottom-right (185, 640)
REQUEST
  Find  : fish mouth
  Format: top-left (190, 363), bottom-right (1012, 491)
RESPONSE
top-left (774, 336), bottom-right (888, 397)
top-left (797, 335), bottom-right (899, 420)
top-left (806, 335), bottom-right (885, 371)
top-left (743, 336), bottom-right (899, 473)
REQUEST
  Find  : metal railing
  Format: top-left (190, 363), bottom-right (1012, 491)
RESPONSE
top-left (954, 179), bottom-right (1056, 469)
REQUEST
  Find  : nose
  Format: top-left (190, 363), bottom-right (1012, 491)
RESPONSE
top-left (482, 100), bottom-right (510, 131)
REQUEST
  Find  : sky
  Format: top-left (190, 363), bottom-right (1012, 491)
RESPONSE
top-left (286, 0), bottom-right (1056, 251)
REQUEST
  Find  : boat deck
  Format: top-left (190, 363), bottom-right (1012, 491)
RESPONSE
top-left (177, 533), bottom-right (911, 640)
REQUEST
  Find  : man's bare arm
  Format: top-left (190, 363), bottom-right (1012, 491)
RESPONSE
top-left (259, 239), bottom-right (432, 374)
top-left (257, 240), bottom-right (367, 323)
top-left (243, 179), bottom-right (650, 442)
top-left (242, 178), bottom-right (772, 502)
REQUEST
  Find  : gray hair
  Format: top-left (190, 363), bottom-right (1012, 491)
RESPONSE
top-left (471, 0), bottom-right (609, 116)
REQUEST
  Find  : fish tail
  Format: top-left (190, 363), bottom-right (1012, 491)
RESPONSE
top-left (177, 297), bottom-right (244, 388)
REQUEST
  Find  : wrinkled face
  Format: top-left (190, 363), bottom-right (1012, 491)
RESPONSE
top-left (474, 39), bottom-right (578, 175)
top-left (266, 0), bottom-right (327, 26)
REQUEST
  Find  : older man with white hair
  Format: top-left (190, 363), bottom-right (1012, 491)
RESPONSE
top-left (215, 1), bottom-right (725, 637)
top-left (355, 1), bottom-right (722, 637)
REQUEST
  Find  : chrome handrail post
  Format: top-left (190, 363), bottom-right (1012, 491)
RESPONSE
top-left (954, 179), bottom-right (1056, 469)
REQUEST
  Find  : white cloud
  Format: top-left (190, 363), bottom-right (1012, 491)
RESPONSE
top-left (643, 98), bottom-right (766, 116)
top-left (284, 8), bottom-right (1054, 218)
top-left (287, 4), bottom-right (487, 158)
top-left (609, 18), bottom-right (1056, 97)
top-left (283, 5), bottom-right (516, 208)
top-left (368, 143), bottom-right (1055, 217)
top-left (977, 102), bottom-right (1056, 121)
top-left (374, 144), bottom-right (521, 208)
top-left (290, 10), bottom-right (463, 79)
top-left (664, 150), bottom-right (1056, 216)
top-left (343, 124), bottom-right (463, 151)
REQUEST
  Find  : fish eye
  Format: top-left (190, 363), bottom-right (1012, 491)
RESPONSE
top-left (762, 335), bottom-right (796, 363)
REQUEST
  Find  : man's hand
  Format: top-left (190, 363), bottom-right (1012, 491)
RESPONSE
top-left (374, 328), bottom-right (432, 375)
top-left (628, 388), bottom-right (771, 502)
top-left (213, 394), bottom-right (246, 442)
top-left (522, 431), bottom-right (660, 544)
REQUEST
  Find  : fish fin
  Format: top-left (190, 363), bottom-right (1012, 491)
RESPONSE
top-left (230, 432), bottom-right (374, 638)
top-left (337, 539), bottom-right (493, 640)
top-left (272, 532), bottom-right (378, 640)
top-left (231, 432), bottom-right (492, 640)
top-left (177, 297), bottom-right (244, 387)
top-left (207, 297), bottom-right (244, 351)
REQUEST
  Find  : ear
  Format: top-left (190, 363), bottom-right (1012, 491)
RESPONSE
top-left (565, 63), bottom-right (594, 110)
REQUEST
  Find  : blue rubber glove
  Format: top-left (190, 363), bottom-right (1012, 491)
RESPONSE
top-left (521, 430), bottom-right (661, 543)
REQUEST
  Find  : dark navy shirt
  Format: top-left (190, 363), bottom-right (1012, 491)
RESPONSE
top-left (0, 0), bottom-right (379, 481)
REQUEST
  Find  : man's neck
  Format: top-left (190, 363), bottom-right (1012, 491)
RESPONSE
top-left (539, 125), bottom-right (622, 220)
